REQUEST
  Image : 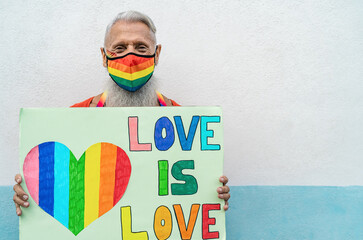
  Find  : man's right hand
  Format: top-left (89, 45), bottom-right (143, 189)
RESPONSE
top-left (13, 174), bottom-right (29, 216)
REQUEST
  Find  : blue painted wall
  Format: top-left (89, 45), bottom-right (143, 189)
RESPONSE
top-left (0, 187), bottom-right (19, 240)
top-left (2, 186), bottom-right (363, 239)
top-left (227, 186), bottom-right (363, 240)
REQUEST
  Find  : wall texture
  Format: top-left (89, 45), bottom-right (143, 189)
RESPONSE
top-left (1, 0), bottom-right (362, 239)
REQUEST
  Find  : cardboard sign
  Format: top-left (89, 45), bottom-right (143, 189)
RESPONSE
top-left (19, 107), bottom-right (225, 240)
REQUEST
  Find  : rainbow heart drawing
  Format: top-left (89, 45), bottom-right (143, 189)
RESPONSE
top-left (23, 141), bottom-right (132, 235)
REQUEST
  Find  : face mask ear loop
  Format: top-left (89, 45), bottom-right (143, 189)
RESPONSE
top-left (153, 45), bottom-right (158, 65)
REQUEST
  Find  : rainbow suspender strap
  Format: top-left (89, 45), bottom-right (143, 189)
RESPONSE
top-left (156, 91), bottom-right (167, 106)
top-left (96, 91), bottom-right (108, 107)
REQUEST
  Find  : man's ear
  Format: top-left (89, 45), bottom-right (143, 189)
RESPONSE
top-left (100, 47), bottom-right (107, 67)
top-left (155, 44), bottom-right (162, 65)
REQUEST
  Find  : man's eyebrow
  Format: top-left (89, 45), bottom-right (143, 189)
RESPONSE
top-left (134, 41), bottom-right (149, 46)
top-left (111, 41), bottom-right (127, 48)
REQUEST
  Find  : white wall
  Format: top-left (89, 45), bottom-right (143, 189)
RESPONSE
top-left (1, 0), bottom-right (362, 186)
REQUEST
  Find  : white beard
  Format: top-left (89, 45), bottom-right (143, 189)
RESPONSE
top-left (105, 77), bottom-right (159, 107)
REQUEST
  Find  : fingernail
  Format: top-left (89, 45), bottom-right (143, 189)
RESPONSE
top-left (23, 195), bottom-right (28, 200)
top-left (24, 202), bottom-right (29, 207)
top-left (17, 178), bottom-right (21, 183)
top-left (218, 194), bottom-right (223, 198)
top-left (218, 187), bottom-right (222, 193)
top-left (220, 177), bottom-right (224, 181)
top-left (16, 210), bottom-right (21, 215)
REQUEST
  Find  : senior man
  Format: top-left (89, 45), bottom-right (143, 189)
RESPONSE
top-left (13, 10), bottom-right (230, 216)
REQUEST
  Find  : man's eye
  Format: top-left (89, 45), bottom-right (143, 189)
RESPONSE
top-left (115, 47), bottom-right (125, 52)
top-left (137, 46), bottom-right (147, 51)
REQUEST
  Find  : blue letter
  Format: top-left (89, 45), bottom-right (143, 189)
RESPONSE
top-left (155, 117), bottom-right (175, 151)
top-left (200, 116), bottom-right (221, 150)
top-left (174, 116), bottom-right (200, 151)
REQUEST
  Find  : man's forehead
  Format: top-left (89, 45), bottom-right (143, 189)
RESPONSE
top-left (106, 21), bottom-right (154, 46)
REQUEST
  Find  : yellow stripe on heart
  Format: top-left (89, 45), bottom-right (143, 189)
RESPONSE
top-left (84, 143), bottom-right (101, 228)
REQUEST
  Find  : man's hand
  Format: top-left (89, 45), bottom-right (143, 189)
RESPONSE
top-left (217, 175), bottom-right (230, 211)
top-left (13, 174), bottom-right (29, 216)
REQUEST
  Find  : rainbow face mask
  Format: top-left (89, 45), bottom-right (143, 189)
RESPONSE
top-left (104, 48), bottom-right (156, 92)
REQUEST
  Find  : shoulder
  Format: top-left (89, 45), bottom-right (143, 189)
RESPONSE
top-left (70, 94), bottom-right (102, 108)
top-left (160, 94), bottom-right (180, 106)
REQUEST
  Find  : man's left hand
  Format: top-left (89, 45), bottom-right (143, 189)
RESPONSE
top-left (218, 176), bottom-right (230, 211)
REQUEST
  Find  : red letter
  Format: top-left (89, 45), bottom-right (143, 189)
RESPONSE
top-left (202, 204), bottom-right (220, 239)
top-left (128, 117), bottom-right (152, 151)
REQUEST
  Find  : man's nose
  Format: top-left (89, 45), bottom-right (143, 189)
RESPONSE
top-left (123, 46), bottom-right (136, 55)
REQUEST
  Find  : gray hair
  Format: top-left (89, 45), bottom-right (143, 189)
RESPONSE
top-left (104, 11), bottom-right (157, 47)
